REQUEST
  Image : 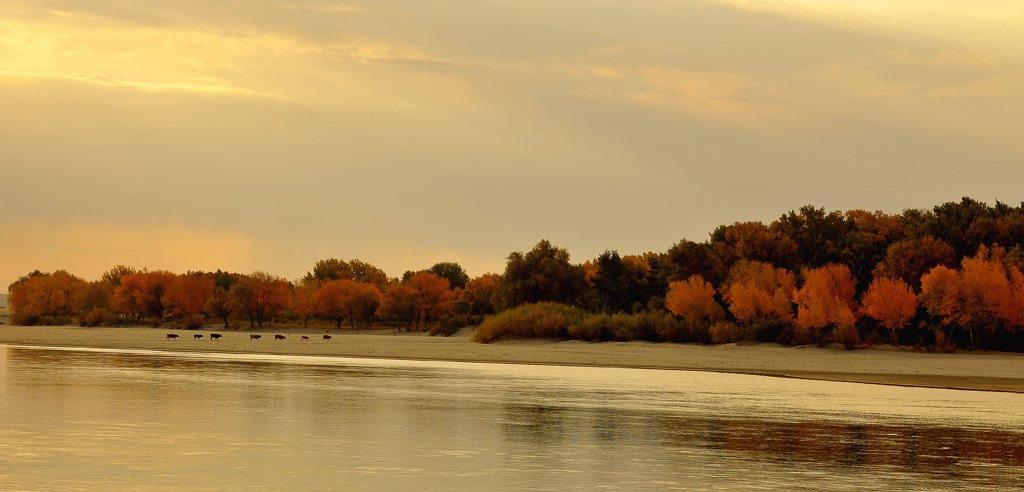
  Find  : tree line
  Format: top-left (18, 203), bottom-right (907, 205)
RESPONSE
top-left (9, 197), bottom-right (1024, 351)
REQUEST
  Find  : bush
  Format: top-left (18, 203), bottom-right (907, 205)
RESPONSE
top-left (474, 302), bottom-right (586, 343)
top-left (38, 315), bottom-right (71, 326)
top-left (103, 312), bottom-right (122, 326)
top-left (182, 314), bottom-right (205, 330)
top-left (829, 324), bottom-right (860, 349)
top-left (429, 314), bottom-right (483, 336)
top-left (84, 308), bottom-right (105, 327)
top-left (709, 321), bottom-right (743, 344)
top-left (11, 311), bottom-right (36, 326)
top-left (148, 317), bottom-right (163, 328)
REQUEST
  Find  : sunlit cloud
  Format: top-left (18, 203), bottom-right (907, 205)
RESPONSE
top-left (0, 70), bottom-right (287, 98)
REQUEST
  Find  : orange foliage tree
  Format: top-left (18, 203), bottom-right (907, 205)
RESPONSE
top-left (350, 282), bottom-right (384, 329)
top-left (920, 246), bottom-right (1024, 347)
top-left (228, 272), bottom-right (291, 327)
top-left (316, 279), bottom-right (358, 329)
top-left (8, 270), bottom-right (85, 324)
top-left (454, 274), bottom-right (502, 316)
top-left (793, 263), bottom-right (858, 342)
top-left (291, 279), bottom-right (320, 328)
top-left (115, 271), bottom-right (176, 320)
top-left (711, 221), bottom-right (799, 269)
top-left (873, 236), bottom-right (955, 289)
top-left (409, 272), bottom-right (455, 324)
top-left (665, 275), bottom-right (725, 326)
top-left (162, 274), bottom-right (214, 328)
top-left (377, 284), bottom-right (421, 330)
top-left (721, 260), bottom-right (796, 324)
top-left (860, 276), bottom-right (918, 344)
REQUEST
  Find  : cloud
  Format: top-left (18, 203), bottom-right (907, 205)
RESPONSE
top-left (0, 70), bottom-right (288, 98)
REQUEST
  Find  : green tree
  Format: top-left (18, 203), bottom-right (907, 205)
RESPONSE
top-left (589, 250), bottom-right (645, 313)
top-left (493, 240), bottom-right (588, 310)
top-left (428, 262), bottom-right (470, 290)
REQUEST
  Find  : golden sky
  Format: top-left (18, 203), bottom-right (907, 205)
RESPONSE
top-left (2, 0), bottom-right (1023, 288)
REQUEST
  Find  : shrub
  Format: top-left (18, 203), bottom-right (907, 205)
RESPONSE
top-left (568, 314), bottom-right (612, 341)
top-left (830, 324), bottom-right (860, 349)
top-left (429, 314), bottom-right (484, 336)
top-left (84, 308), bottom-right (105, 327)
top-left (148, 317), bottom-right (163, 328)
top-left (103, 312), bottom-right (122, 326)
top-left (11, 311), bottom-right (36, 326)
top-left (183, 314), bottom-right (205, 330)
top-left (709, 321), bottom-right (743, 344)
top-left (473, 302), bottom-right (586, 343)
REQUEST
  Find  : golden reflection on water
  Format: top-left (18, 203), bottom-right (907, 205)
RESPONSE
top-left (1, 345), bottom-right (1023, 491)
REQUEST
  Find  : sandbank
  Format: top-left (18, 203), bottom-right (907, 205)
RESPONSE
top-left (0, 323), bottom-right (1022, 393)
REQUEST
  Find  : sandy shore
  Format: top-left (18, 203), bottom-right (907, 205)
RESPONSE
top-left (1, 323), bottom-right (1023, 392)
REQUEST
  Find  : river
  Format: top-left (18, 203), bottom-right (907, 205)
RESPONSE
top-left (1, 345), bottom-right (1022, 491)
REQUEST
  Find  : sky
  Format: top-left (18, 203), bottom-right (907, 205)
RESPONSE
top-left (2, 0), bottom-right (1023, 290)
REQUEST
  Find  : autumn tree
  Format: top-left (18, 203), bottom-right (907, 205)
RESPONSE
top-left (101, 265), bottom-right (138, 288)
top-left (710, 221), bottom-right (799, 269)
top-left (8, 270), bottom-right (85, 324)
top-left (493, 240), bottom-right (588, 310)
top-left (377, 284), bottom-right (421, 330)
top-left (409, 272), bottom-right (455, 325)
top-left (453, 274), bottom-right (502, 316)
top-left (204, 287), bottom-right (232, 328)
top-left (665, 275), bottom-right (725, 326)
top-left (316, 279), bottom-right (357, 329)
top-left (115, 271), bottom-right (176, 320)
top-left (860, 276), bottom-right (918, 344)
top-left (291, 278), bottom-right (321, 328)
top-left (74, 280), bottom-right (114, 326)
top-left (349, 282), bottom-right (384, 329)
top-left (162, 274), bottom-right (214, 328)
top-left (226, 272), bottom-right (288, 327)
top-left (873, 236), bottom-right (955, 289)
top-left (792, 263), bottom-right (858, 342)
top-left (721, 260), bottom-right (796, 324)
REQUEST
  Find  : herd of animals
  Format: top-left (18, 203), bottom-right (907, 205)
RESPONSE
top-left (165, 333), bottom-right (333, 341)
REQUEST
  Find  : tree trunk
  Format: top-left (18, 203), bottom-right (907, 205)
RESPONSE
top-left (249, 313), bottom-right (255, 328)
top-left (303, 315), bottom-right (309, 328)
top-left (336, 317), bottom-right (342, 330)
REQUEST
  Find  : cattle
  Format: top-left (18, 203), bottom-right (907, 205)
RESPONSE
top-left (194, 334), bottom-right (204, 340)
top-left (166, 333), bottom-right (179, 340)
top-left (274, 334), bottom-right (286, 341)
top-left (322, 335), bottom-right (332, 341)
top-left (250, 334), bottom-right (262, 340)
top-left (210, 334), bottom-right (222, 340)
top-left (301, 336), bottom-right (310, 341)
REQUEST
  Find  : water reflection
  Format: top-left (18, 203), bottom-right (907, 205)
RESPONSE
top-left (2, 345), bottom-right (1023, 491)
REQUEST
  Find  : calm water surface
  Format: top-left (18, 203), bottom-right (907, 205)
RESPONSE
top-left (1, 344), bottom-right (1022, 491)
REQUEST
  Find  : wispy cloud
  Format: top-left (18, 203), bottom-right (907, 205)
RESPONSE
top-left (0, 70), bottom-right (288, 99)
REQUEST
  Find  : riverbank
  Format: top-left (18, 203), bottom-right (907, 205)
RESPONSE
top-left (1, 324), bottom-right (1022, 392)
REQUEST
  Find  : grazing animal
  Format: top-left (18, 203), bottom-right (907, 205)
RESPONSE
top-left (194, 334), bottom-right (203, 340)
top-left (210, 334), bottom-right (222, 340)
top-left (301, 336), bottom-right (309, 341)
top-left (166, 333), bottom-right (179, 340)
top-left (322, 335), bottom-right (332, 341)
top-left (274, 334), bottom-right (286, 340)
top-left (250, 334), bottom-right (262, 340)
